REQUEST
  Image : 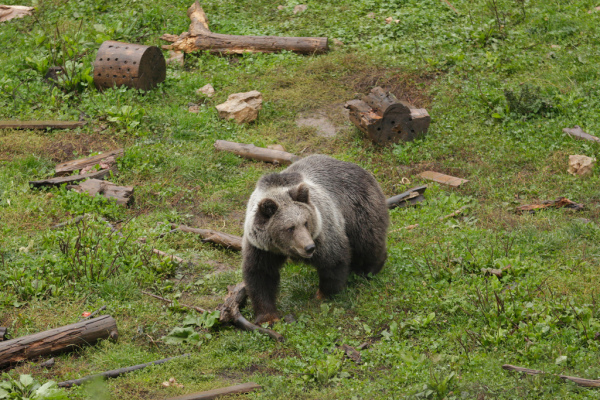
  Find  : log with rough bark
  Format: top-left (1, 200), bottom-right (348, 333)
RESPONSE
top-left (29, 169), bottom-right (112, 188)
top-left (57, 354), bottom-right (189, 387)
top-left (502, 364), bottom-right (600, 388)
top-left (217, 283), bottom-right (285, 342)
top-left (345, 87), bottom-right (430, 145)
top-left (386, 185), bottom-right (427, 209)
top-left (0, 315), bottom-right (118, 368)
top-left (170, 224), bottom-right (242, 251)
top-left (214, 140), bottom-right (301, 165)
top-left (161, 2), bottom-right (328, 55)
top-left (67, 179), bottom-right (134, 206)
top-left (0, 120), bottom-right (85, 129)
top-left (165, 382), bottom-right (262, 400)
top-left (55, 149), bottom-right (123, 177)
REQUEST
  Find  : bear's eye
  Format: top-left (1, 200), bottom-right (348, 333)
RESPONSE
top-left (287, 226), bottom-right (295, 233)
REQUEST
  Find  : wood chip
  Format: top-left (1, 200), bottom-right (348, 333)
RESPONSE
top-left (419, 171), bottom-right (468, 187)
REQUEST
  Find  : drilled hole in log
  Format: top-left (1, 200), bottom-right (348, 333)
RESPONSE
top-left (107, 58), bottom-right (111, 61)
top-left (122, 75), bottom-right (126, 78)
top-left (99, 58), bottom-right (103, 61)
top-left (124, 61), bottom-right (127, 64)
top-left (115, 58), bottom-right (119, 61)
top-left (113, 75), bottom-right (117, 78)
top-left (108, 45), bottom-right (113, 48)
top-left (127, 68), bottom-right (130, 71)
top-left (391, 120), bottom-right (395, 124)
top-left (133, 62), bottom-right (137, 64)
top-left (377, 127), bottom-right (381, 131)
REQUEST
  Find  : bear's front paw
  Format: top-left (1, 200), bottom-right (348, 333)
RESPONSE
top-left (255, 313), bottom-right (280, 326)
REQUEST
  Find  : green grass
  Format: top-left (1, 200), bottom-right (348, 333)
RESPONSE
top-left (2, 0), bottom-right (600, 398)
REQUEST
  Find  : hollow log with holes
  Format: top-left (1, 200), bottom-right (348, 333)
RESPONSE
top-left (93, 41), bottom-right (166, 91)
top-left (0, 315), bottom-right (118, 368)
top-left (161, 2), bottom-right (328, 55)
top-left (345, 87), bottom-right (430, 145)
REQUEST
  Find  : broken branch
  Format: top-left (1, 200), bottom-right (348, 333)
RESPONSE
top-left (214, 140), bottom-right (301, 165)
top-left (386, 185), bottom-right (427, 209)
top-left (170, 224), bottom-right (242, 251)
top-left (165, 382), bottom-right (262, 400)
top-left (502, 364), bottom-right (600, 388)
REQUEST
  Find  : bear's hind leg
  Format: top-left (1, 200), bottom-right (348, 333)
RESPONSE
top-left (243, 244), bottom-right (287, 325)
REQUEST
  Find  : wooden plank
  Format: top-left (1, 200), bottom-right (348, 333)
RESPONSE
top-left (29, 169), bottom-right (112, 188)
top-left (165, 382), bottom-right (261, 400)
top-left (0, 120), bottom-right (86, 130)
top-left (419, 171), bottom-right (468, 187)
top-left (55, 149), bottom-right (123, 176)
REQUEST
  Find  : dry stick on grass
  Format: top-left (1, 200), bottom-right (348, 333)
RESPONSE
top-left (0, 120), bottom-right (85, 130)
top-left (57, 354), bottom-right (190, 388)
top-left (214, 140), bottom-right (301, 166)
top-left (142, 291), bottom-right (207, 314)
top-left (439, 205), bottom-right (468, 220)
top-left (161, 1), bottom-right (328, 55)
top-left (441, 0), bottom-right (459, 14)
top-left (217, 283), bottom-right (285, 342)
top-left (165, 382), bottom-right (262, 400)
top-left (0, 315), bottom-right (118, 369)
top-left (152, 248), bottom-right (185, 264)
top-left (171, 224), bottom-right (242, 251)
top-left (502, 364), bottom-right (600, 388)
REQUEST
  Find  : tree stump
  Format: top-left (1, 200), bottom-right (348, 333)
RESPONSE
top-left (345, 87), bottom-right (430, 145)
top-left (93, 41), bottom-right (166, 91)
top-left (0, 315), bottom-right (118, 368)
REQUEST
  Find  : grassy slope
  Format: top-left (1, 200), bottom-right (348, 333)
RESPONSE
top-left (2, 0), bottom-right (600, 398)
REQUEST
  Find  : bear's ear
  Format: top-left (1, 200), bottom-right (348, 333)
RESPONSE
top-left (258, 198), bottom-right (278, 219)
top-left (289, 183), bottom-right (309, 203)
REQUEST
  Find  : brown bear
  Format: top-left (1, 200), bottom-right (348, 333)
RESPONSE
top-left (242, 154), bottom-right (389, 324)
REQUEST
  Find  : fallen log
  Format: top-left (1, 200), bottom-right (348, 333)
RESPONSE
top-left (563, 126), bottom-right (600, 143)
top-left (502, 364), bottom-right (600, 388)
top-left (67, 179), bottom-right (134, 206)
top-left (29, 169), bottom-right (112, 188)
top-left (0, 5), bottom-right (34, 22)
top-left (57, 354), bottom-right (189, 388)
top-left (214, 140), bottom-right (301, 165)
top-left (55, 149), bottom-right (123, 177)
top-left (0, 120), bottom-right (85, 129)
top-left (0, 327), bottom-right (7, 341)
top-left (165, 382), bottom-right (262, 400)
top-left (217, 283), bottom-right (284, 342)
top-left (161, 2), bottom-right (328, 55)
top-left (171, 224), bottom-right (242, 251)
top-left (345, 87), bottom-right (430, 145)
top-left (419, 171), bottom-right (468, 187)
top-left (0, 315), bottom-right (118, 368)
top-left (515, 197), bottom-right (584, 214)
top-left (386, 185), bottom-right (427, 209)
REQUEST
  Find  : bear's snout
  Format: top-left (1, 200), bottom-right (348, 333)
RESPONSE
top-left (304, 244), bottom-right (316, 256)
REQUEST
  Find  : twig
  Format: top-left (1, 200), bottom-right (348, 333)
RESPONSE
top-left (441, 0), bottom-right (459, 14)
top-left (58, 354), bottom-right (190, 387)
top-left (439, 205), bottom-right (468, 220)
top-left (142, 291), bottom-right (207, 314)
top-left (502, 364), bottom-right (600, 388)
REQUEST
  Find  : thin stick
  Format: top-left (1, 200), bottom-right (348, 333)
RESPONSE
top-left (502, 364), bottom-right (600, 388)
top-left (441, 0), bottom-right (459, 14)
top-left (439, 205), bottom-right (468, 220)
top-left (58, 354), bottom-right (190, 387)
top-left (142, 291), bottom-right (207, 314)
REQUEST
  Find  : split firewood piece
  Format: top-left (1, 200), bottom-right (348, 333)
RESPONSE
top-left (0, 327), bottom-right (7, 341)
top-left (57, 354), bottom-right (190, 388)
top-left (142, 291), bottom-right (207, 314)
top-left (217, 283), bottom-right (285, 342)
top-left (171, 224), bottom-right (242, 251)
top-left (345, 87), bottom-right (430, 145)
top-left (502, 364), bottom-right (600, 388)
top-left (563, 125), bottom-right (600, 143)
top-left (419, 171), bottom-right (468, 187)
top-left (0, 315), bottom-right (118, 368)
top-left (0, 5), bottom-right (34, 22)
top-left (515, 197), bottom-right (584, 214)
top-left (386, 185), bottom-right (427, 209)
top-left (339, 344), bottom-right (362, 364)
top-left (214, 140), bottom-right (301, 165)
top-left (67, 179), bottom-right (134, 206)
top-left (161, 1), bottom-right (328, 55)
top-left (55, 148), bottom-right (123, 177)
top-left (29, 169), bottom-right (112, 188)
top-left (0, 120), bottom-right (85, 129)
top-left (216, 91), bottom-right (262, 124)
top-left (165, 382), bottom-right (262, 400)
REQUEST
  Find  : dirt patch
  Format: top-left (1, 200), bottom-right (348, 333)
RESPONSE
top-left (0, 129), bottom-right (122, 162)
top-left (343, 66), bottom-right (436, 109)
top-left (296, 103), bottom-right (349, 138)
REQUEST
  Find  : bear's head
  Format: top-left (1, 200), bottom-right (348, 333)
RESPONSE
top-left (253, 183), bottom-right (321, 259)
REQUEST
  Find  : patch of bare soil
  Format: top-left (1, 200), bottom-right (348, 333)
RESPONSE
top-left (295, 103), bottom-right (349, 138)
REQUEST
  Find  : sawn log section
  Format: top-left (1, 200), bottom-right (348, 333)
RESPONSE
top-left (162, 2), bottom-right (328, 55)
top-left (0, 315), bottom-right (118, 368)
